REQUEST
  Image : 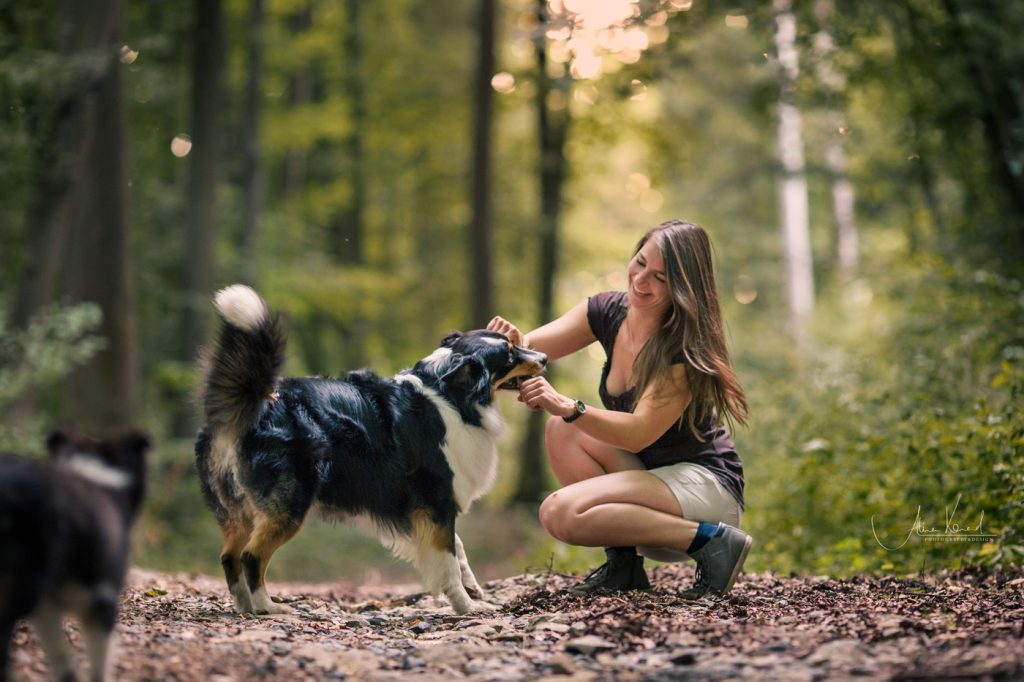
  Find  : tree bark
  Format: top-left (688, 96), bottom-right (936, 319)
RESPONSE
top-left (325, 0), bottom-right (366, 265)
top-left (813, 0), bottom-right (858, 284)
top-left (8, 0), bottom-right (106, 331)
top-left (512, 0), bottom-right (572, 506)
top-left (941, 0), bottom-right (1024, 258)
top-left (240, 0), bottom-right (266, 286)
top-left (282, 5), bottom-right (313, 199)
top-left (774, 0), bottom-right (814, 348)
top-left (181, 0), bottom-right (225, 358)
top-left (469, 0), bottom-right (496, 329)
top-left (62, 0), bottom-right (138, 431)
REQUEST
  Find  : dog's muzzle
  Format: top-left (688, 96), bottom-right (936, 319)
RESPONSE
top-left (498, 348), bottom-right (547, 391)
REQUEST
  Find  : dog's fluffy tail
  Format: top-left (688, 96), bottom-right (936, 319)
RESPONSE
top-left (202, 284), bottom-right (286, 436)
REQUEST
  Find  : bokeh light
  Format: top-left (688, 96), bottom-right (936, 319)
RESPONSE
top-left (491, 72), bottom-right (516, 94)
top-left (735, 275), bottom-right (758, 304)
top-left (170, 134), bottom-right (193, 158)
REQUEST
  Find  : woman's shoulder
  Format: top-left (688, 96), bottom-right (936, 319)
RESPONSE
top-left (587, 290), bottom-right (627, 313)
top-left (586, 291), bottom-right (627, 347)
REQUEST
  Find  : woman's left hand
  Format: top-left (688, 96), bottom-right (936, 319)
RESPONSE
top-left (518, 377), bottom-right (575, 419)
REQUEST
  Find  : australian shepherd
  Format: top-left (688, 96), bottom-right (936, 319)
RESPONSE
top-left (0, 431), bottom-right (149, 682)
top-left (195, 285), bottom-right (546, 615)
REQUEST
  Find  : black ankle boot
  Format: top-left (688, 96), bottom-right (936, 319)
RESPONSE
top-left (568, 547), bottom-right (651, 595)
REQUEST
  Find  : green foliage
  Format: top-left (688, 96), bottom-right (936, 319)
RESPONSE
top-left (0, 303), bottom-right (104, 451)
top-left (742, 260), bottom-right (1024, 576)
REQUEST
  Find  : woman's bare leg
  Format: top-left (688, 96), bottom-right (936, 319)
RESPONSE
top-left (539, 470), bottom-right (699, 551)
top-left (544, 415), bottom-right (644, 485)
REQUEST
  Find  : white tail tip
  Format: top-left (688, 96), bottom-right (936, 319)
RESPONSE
top-left (214, 284), bottom-right (268, 331)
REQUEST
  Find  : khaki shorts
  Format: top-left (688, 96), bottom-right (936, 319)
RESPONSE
top-left (639, 461), bottom-right (744, 563)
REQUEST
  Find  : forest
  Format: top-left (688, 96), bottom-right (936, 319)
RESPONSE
top-left (1, 0), bottom-right (1022, 585)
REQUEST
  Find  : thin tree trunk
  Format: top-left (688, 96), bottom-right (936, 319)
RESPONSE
top-left (813, 0), bottom-right (858, 284)
top-left (6, 0), bottom-right (107, 424)
top-left (282, 6), bottom-right (312, 199)
top-left (62, 0), bottom-right (137, 431)
top-left (9, 0), bottom-right (105, 331)
top-left (469, 0), bottom-right (496, 329)
top-left (181, 0), bottom-right (225, 357)
top-left (512, 0), bottom-right (571, 506)
top-left (941, 0), bottom-right (1024, 259)
top-left (328, 0), bottom-right (366, 265)
top-left (241, 0), bottom-right (266, 286)
top-left (774, 0), bottom-right (814, 347)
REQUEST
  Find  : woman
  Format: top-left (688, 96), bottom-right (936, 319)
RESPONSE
top-left (488, 219), bottom-right (751, 597)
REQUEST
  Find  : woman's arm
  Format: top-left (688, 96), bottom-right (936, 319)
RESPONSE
top-left (488, 299), bottom-right (595, 362)
top-left (518, 364), bottom-right (691, 453)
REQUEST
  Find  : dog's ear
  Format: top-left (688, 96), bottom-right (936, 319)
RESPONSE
top-left (119, 430), bottom-right (152, 456)
top-left (46, 430), bottom-right (71, 458)
top-left (441, 355), bottom-right (487, 390)
top-left (440, 332), bottom-right (463, 348)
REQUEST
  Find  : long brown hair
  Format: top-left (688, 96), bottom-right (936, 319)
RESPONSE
top-left (631, 219), bottom-right (748, 435)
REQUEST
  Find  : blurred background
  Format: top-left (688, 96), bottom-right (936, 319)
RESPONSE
top-left (1, 0), bottom-right (1021, 584)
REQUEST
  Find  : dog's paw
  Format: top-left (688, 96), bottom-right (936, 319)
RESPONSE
top-left (464, 583), bottom-right (485, 600)
top-left (253, 596), bottom-right (295, 616)
top-left (465, 599), bottom-right (500, 614)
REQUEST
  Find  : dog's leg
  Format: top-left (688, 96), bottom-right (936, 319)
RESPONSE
top-left (77, 584), bottom-right (121, 682)
top-left (411, 512), bottom-right (495, 615)
top-left (31, 602), bottom-right (74, 682)
top-left (219, 517), bottom-right (255, 612)
top-left (0, 616), bottom-right (15, 682)
top-left (453, 533), bottom-right (485, 600)
top-left (240, 515), bottom-right (301, 615)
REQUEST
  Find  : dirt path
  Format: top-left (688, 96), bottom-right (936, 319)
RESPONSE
top-left (9, 565), bottom-right (1023, 681)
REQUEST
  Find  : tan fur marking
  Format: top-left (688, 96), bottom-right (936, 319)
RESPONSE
top-left (242, 515), bottom-right (302, 589)
top-left (411, 509), bottom-right (452, 554)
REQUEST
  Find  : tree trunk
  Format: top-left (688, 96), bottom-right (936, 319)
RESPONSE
top-left (774, 0), bottom-right (814, 347)
top-left (941, 0), bottom-right (1024, 259)
top-left (469, 0), bottom-right (496, 329)
top-left (328, 0), bottom-right (366, 265)
top-left (282, 6), bottom-right (313, 199)
top-left (8, 0), bottom-right (106, 331)
top-left (813, 0), bottom-right (858, 284)
top-left (62, 0), bottom-right (138, 431)
top-left (240, 0), bottom-right (266, 286)
top-left (181, 0), bottom-right (225, 358)
top-left (512, 0), bottom-right (572, 506)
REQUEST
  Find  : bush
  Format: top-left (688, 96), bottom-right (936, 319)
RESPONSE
top-left (743, 259), bottom-right (1023, 576)
top-left (0, 303), bottom-right (104, 451)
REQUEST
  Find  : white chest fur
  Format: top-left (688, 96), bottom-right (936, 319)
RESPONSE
top-left (398, 376), bottom-right (505, 511)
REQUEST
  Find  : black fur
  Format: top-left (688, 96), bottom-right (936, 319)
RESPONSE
top-left (196, 286), bottom-right (546, 614)
top-left (0, 431), bottom-right (149, 682)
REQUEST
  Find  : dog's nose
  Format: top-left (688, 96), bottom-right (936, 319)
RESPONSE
top-left (538, 353), bottom-right (548, 367)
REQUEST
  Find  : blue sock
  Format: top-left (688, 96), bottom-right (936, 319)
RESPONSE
top-left (687, 522), bottom-right (725, 554)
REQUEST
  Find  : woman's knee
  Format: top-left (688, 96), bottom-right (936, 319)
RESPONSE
top-left (538, 490), bottom-right (574, 542)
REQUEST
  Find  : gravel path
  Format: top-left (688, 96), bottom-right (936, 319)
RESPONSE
top-left (8, 565), bottom-right (1023, 680)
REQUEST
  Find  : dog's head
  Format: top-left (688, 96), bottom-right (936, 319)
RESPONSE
top-left (47, 430), bottom-right (151, 516)
top-left (413, 330), bottom-right (547, 406)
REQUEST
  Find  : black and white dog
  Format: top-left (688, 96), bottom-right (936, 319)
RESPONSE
top-left (195, 285), bottom-right (546, 615)
top-left (0, 431), bottom-right (149, 682)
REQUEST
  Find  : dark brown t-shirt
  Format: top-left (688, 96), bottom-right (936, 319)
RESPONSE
top-left (587, 291), bottom-right (745, 509)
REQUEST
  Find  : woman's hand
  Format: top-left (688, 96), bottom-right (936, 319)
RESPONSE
top-left (518, 377), bottom-right (576, 418)
top-left (486, 316), bottom-right (526, 347)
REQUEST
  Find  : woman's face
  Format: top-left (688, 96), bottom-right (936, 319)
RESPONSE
top-left (627, 238), bottom-right (671, 316)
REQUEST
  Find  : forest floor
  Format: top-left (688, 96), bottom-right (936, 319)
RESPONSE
top-left (8, 564), bottom-right (1024, 681)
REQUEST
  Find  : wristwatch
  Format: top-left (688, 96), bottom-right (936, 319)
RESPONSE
top-left (562, 399), bottom-right (586, 423)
